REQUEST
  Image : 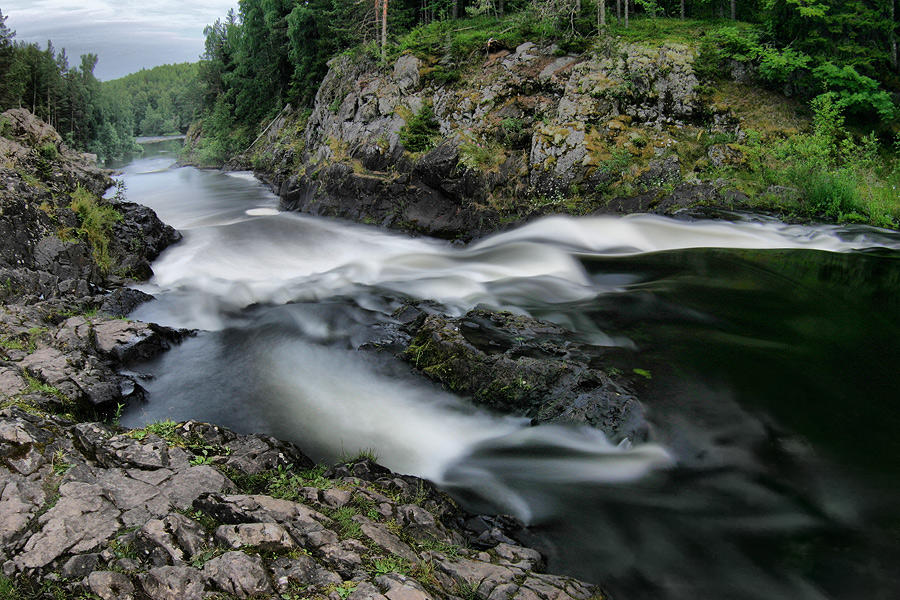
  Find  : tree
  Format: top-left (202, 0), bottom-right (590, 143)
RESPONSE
top-left (0, 9), bottom-right (19, 107)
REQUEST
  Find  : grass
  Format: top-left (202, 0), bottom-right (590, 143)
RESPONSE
top-left (394, 13), bottom-right (539, 63)
top-left (69, 185), bottom-right (122, 274)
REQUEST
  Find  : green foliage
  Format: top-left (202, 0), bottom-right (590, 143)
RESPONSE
top-left (0, 115), bottom-right (11, 139)
top-left (370, 555), bottom-right (410, 576)
top-left (340, 447), bottom-right (380, 464)
top-left (813, 62), bottom-right (895, 121)
top-left (37, 143), bottom-right (58, 161)
top-left (330, 505), bottom-right (363, 538)
top-left (459, 135), bottom-right (505, 172)
top-left (741, 94), bottom-right (898, 227)
top-left (104, 63), bottom-right (200, 136)
top-left (69, 185), bottom-right (122, 273)
top-left (757, 47), bottom-right (811, 85)
top-left (399, 102), bottom-right (440, 153)
top-left (266, 464), bottom-right (333, 500)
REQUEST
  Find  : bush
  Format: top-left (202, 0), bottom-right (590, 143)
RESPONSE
top-left (69, 185), bottom-right (122, 273)
top-left (399, 102), bottom-right (440, 153)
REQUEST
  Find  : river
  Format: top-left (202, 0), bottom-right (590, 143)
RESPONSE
top-left (111, 140), bottom-right (900, 600)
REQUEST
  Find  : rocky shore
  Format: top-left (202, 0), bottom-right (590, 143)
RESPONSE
top-left (2, 110), bottom-right (609, 598)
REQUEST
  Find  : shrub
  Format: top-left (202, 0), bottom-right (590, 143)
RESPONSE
top-left (399, 102), bottom-right (440, 153)
top-left (38, 142), bottom-right (59, 161)
top-left (69, 185), bottom-right (122, 273)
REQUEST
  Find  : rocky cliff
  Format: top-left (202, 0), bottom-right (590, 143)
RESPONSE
top-left (234, 38), bottom-right (760, 240)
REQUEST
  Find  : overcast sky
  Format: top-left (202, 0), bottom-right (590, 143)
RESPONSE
top-left (4, 1), bottom-right (238, 81)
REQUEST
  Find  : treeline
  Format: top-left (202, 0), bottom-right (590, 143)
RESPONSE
top-left (0, 9), bottom-right (203, 160)
top-left (192, 0), bottom-right (900, 164)
top-left (0, 9), bottom-right (135, 158)
top-left (103, 63), bottom-right (201, 137)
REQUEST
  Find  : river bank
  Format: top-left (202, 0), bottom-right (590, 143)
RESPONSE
top-left (0, 110), bottom-right (610, 600)
top-left (6, 110), bottom-right (900, 600)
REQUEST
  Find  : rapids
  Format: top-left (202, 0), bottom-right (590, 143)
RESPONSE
top-left (113, 141), bottom-right (900, 600)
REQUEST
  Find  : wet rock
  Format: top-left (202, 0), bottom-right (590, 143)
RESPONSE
top-left (92, 319), bottom-right (187, 365)
top-left (98, 288), bottom-right (154, 317)
top-left (402, 310), bottom-right (650, 442)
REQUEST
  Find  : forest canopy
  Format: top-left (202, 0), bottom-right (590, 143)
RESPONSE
top-left (191, 0), bottom-right (900, 162)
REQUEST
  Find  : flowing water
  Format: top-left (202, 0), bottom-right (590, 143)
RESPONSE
top-left (112, 141), bottom-right (900, 600)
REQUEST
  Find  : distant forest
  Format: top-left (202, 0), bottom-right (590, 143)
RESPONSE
top-left (0, 8), bottom-right (201, 159)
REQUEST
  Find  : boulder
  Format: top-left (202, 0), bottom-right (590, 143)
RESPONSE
top-left (402, 310), bottom-right (650, 442)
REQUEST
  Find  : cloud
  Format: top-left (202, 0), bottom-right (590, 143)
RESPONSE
top-left (6, 1), bottom-right (237, 80)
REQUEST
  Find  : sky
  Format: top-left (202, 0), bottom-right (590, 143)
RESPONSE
top-left (4, 1), bottom-right (238, 81)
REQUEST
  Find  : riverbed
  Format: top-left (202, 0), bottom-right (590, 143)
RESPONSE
top-left (112, 141), bottom-right (900, 600)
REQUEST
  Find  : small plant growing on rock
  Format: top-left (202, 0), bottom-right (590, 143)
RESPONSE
top-left (399, 102), bottom-right (440, 153)
top-left (458, 136), bottom-right (505, 173)
top-left (69, 185), bottom-right (122, 274)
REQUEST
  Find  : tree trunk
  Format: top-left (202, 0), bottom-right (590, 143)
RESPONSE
top-left (452, 0), bottom-right (458, 19)
top-left (731, 0), bottom-right (736, 20)
top-left (681, 0), bottom-right (685, 20)
top-left (617, 0), bottom-right (621, 26)
top-left (381, 0), bottom-right (388, 61)
top-left (625, 0), bottom-right (629, 28)
top-left (599, 0), bottom-right (606, 28)
top-left (892, 0), bottom-right (898, 70)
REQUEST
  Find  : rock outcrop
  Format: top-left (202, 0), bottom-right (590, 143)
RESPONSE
top-left (1, 108), bottom-right (181, 302)
top-left (0, 409), bottom-right (604, 600)
top-left (401, 310), bottom-right (649, 444)
top-left (243, 40), bottom-right (741, 240)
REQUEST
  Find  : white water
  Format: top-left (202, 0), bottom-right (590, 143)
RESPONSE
top-left (133, 209), bottom-right (900, 332)
top-left (117, 152), bottom-right (900, 600)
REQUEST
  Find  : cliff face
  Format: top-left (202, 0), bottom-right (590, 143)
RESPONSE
top-left (248, 39), bottom-right (745, 240)
top-left (0, 109), bottom-right (181, 301)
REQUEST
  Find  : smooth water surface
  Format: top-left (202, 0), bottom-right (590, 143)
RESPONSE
top-left (116, 143), bottom-right (900, 600)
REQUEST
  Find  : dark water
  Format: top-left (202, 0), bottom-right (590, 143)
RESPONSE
top-left (114, 142), bottom-right (900, 600)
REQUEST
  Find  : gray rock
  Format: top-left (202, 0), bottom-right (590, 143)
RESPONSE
top-left (354, 515), bottom-right (417, 561)
top-left (433, 555), bottom-right (520, 600)
top-left (137, 513), bottom-right (211, 565)
top-left (349, 581), bottom-right (389, 600)
top-left (87, 570), bottom-right (136, 600)
top-left (203, 551), bottom-right (273, 598)
top-left (394, 54), bottom-right (421, 94)
top-left (139, 565), bottom-right (206, 600)
top-left (62, 553), bottom-right (101, 578)
top-left (271, 554), bottom-right (342, 591)
top-left (377, 573), bottom-right (436, 600)
top-left (318, 540), bottom-right (365, 576)
top-left (215, 522), bottom-right (298, 552)
top-left (15, 481), bottom-right (121, 570)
